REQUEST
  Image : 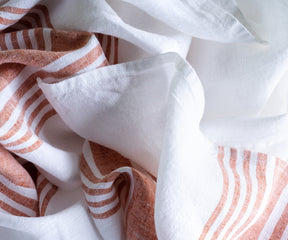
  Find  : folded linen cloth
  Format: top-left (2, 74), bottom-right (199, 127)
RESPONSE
top-left (40, 52), bottom-right (288, 240)
top-left (1, 0), bottom-right (288, 240)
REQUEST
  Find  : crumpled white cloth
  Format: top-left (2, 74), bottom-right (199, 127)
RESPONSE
top-left (1, 0), bottom-right (288, 239)
top-left (44, 0), bottom-right (257, 57)
top-left (188, 0), bottom-right (288, 119)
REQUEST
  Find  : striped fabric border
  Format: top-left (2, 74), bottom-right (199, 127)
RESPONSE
top-left (0, 2), bottom-right (113, 219)
top-left (0, 146), bottom-right (38, 217)
top-left (0, 29), bottom-right (107, 156)
top-left (80, 141), bottom-right (157, 239)
top-left (36, 173), bottom-right (57, 216)
top-left (95, 33), bottom-right (119, 65)
top-left (2, 5), bottom-right (53, 33)
top-left (200, 146), bottom-right (288, 240)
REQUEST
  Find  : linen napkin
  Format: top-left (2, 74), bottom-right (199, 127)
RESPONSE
top-left (1, 0), bottom-right (288, 240)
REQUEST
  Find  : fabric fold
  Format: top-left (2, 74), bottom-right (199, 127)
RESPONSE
top-left (39, 52), bottom-right (187, 177)
top-left (187, 0), bottom-right (288, 119)
top-left (1, 0), bottom-right (288, 239)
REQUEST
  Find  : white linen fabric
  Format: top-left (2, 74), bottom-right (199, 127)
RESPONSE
top-left (188, 0), bottom-right (288, 119)
top-left (1, 0), bottom-right (288, 240)
top-left (44, 0), bottom-right (257, 58)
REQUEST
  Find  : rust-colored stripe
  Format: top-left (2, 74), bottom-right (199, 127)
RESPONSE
top-left (34, 44), bottom-right (102, 83)
top-left (12, 139), bottom-right (42, 154)
top-left (0, 64), bottom-right (25, 92)
top-left (10, 31), bottom-right (20, 49)
top-left (0, 47), bottom-right (69, 130)
top-left (126, 169), bottom-right (157, 240)
top-left (0, 34), bottom-right (8, 50)
top-left (82, 182), bottom-right (114, 196)
top-left (37, 178), bottom-right (49, 196)
top-left (33, 5), bottom-right (53, 28)
top-left (50, 44), bottom-right (102, 78)
top-left (81, 154), bottom-right (101, 183)
top-left (50, 31), bottom-right (92, 52)
top-left (4, 130), bottom-right (32, 148)
top-left (25, 13), bottom-right (42, 28)
top-left (0, 38), bottom-right (102, 154)
top-left (200, 146), bottom-right (228, 240)
top-left (223, 150), bottom-right (252, 239)
top-left (113, 37), bottom-right (119, 64)
top-left (0, 16), bottom-right (17, 25)
top-left (2, 101), bottom-right (51, 156)
top-left (0, 181), bottom-right (37, 211)
top-left (34, 28), bottom-right (45, 50)
top-left (269, 202), bottom-right (288, 240)
top-left (1, 110), bottom-right (26, 141)
top-left (0, 90), bottom-right (42, 141)
top-left (0, 200), bottom-right (29, 217)
top-left (232, 152), bottom-right (267, 239)
top-left (87, 191), bottom-right (118, 208)
top-left (0, 44), bottom-right (67, 66)
top-left (28, 99), bottom-right (49, 126)
top-left (0, 146), bottom-right (35, 188)
top-left (34, 109), bottom-right (56, 136)
top-left (22, 29), bottom-right (32, 49)
top-left (116, 174), bottom-right (130, 212)
top-left (81, 155), bottom-right (122, 184)
top-left (0, 7), bottom-right (30, 14)
top-left (238, 158), bottom-right (288, 239)
top-left (90, 142), bottom-right (131, 176)
top-left (90, 201), bottom-right (121, 219)
top-left (1, 47), bottom-right (102, 152)
top-left (40, 185), bottom-right (57, 216)
top-left (211, 148), bottom-right (239, 239)
top-left (0, 76), bottom-right (37, 129)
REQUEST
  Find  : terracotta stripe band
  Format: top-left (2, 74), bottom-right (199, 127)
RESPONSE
top-left (223, 150), bottom-right (252, 239)
top-left (25, 13), bottom-right (42, 28)
top-left (40, 185), bottom-right (57, 216)
top-left (12, 139), bottom-right (42, 154)
top-left (34, 109), bottom-right (56, 136)
top-left (34, 28), bottom-right (45, 50)
top-left (33, 5), bottom-right (53, 28)
top-left (0, 7), bottom-right (30, 14)
top-left (0, 200), bottom-right (30, 217)
top-left (0, 16), bottom-right (17, 26)
top-left (200, 146), bottom-right (228, 240)
top-left (0, 90), bottom-right (42, 141)
top-left (212, 148), bottom-right (239, 239)
top-left (90, 142), bottom-right (131, 176)
top-left (0, 181), bottom-right (37, 210)
top-left (232, 152), bottom-right (267, 239)
top-left (82, 182), bottom-right (114, 196)
top-left (37, 178), bottom-right (49, 196)
top-left (0, 64), bottom-right (25, 92)
top-left (269, 202), bottom-right (288, 240)
top-left (90, 201), bottom-right (121, 219)
top-left (10, 31), bottom-right (20, 49)
top-left (22, 29), bottom-right (32, 49)
top-left (238, 158), bottom-right (288, 239)
top-left (87, 191), bottom-right (118, 208)
top-left (113, 37), bottom-right (119, 64)
top-left (0, 34), bottom-right (8, 50)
